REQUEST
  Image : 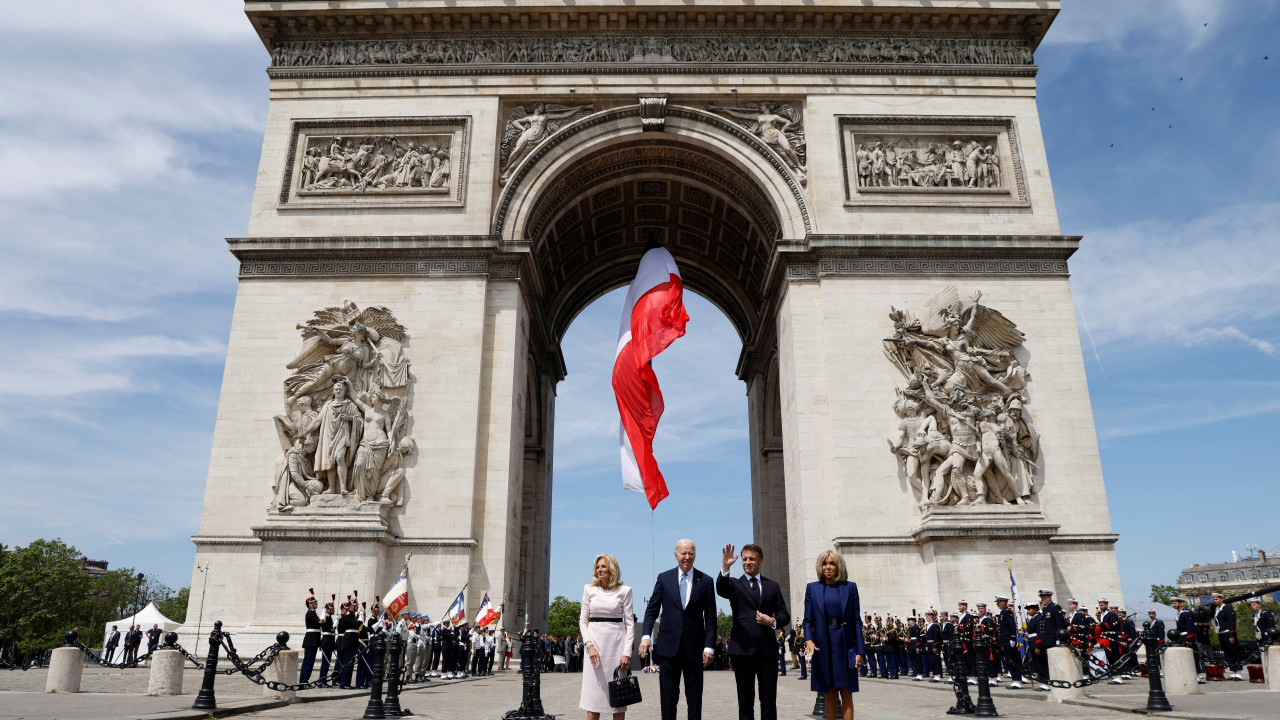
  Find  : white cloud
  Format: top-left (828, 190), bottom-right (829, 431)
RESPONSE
top-left (2, 335), bottom-right (225, 398)
top-left (1069, 202), bottom-right (1280, 355)
top-left (4, 1), bottom-right (255, 45)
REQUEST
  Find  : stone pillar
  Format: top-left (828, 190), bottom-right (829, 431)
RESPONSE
top-left (1266, 646), bottom-right (1280, 691)
top-left (263, 649), bottom-right (300, 701)
top-left (1163, 647), bottom-right (1200, 695)
top-left (45, 647), bottom-right (83, 693)
top-left (1046, 646), bottom-right (1083, 703)
top-left (146, 649), bottom-right (185, 696)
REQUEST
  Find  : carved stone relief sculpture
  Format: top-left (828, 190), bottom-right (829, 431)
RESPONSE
top-left (854, 136), bottom-right (1002, 190)
top-left (708, 101), bottom-right (807, 185)
top-left (298, 134), bottom-right (452, 195)
top-left (269, 35), bottom-right (1034, 70)
top-left (498, 102), bottom-right (594, 185)
top-left (884, 287), bottom-right (1039, 511)
top-left (270, 301), bottom-right (414, 514)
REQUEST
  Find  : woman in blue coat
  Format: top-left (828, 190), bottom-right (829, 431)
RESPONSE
top-left (803, 550), bottom-right (865, 720)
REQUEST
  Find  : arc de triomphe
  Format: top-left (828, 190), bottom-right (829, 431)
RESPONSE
top-left (187, 0), bottom-right (1122, 649)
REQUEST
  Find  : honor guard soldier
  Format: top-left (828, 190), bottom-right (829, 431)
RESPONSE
top-left (1170, 596), bottom-right (1204, 683)
top-left (975, 602), bottom-right (999, 686)
top-left (1118, 609), bottom-right (1137, 676)
top-left (907, 616), bottom-right (923, 680)
top-left (337, 600), bottom-right (360, 688)
top-left (1145, 608), bottom-right (1165, 647)
top-left (355, 601), bottom-right (374, 688)
top-left (402, 616), bottom-right (418, 681)
top-left (1251, 599), bottom-right (1276, 645)
top-left (1097, 598), bottom-right (1123, 683)
top-left (299, 589), bottom-right (322, 683)
top-left (940, 612), bottom-right (957, 679)
top-left (957, 600), bottom-right (977, 684)
top-left (884, 617), bottom-right (902, 678)
top-left (319, 597), bottom-right (336, 681)
top-left (923, 609), bottom-right (943, 682)
top-left (860, 613), bottom-right (875, 677)
top-left (1037, 589), bottom-right (1066, 651)
top-left (994, 595), bottom-right (1024, 689)
top-left (1211, 593), bottom-right (1244, 680)
top-left (1024, 603), bottom-right (1049, 689)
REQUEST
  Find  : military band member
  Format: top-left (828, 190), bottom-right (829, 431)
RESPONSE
top-left (1097, 598), bottom-right (1124, 684)
top-left (1118, 609), bottom-right (1137, 677)
top-left (907, 616), bottom-right (922, 680)
top-left (1024, 603), bottom-right (1049, 689)
top-left (860, 613), bottom-right (875, 677)
top-left (956, 601), bottom-right (977, 684)
top-left (994, 596), bottom-right (1023, 689)
top-left (300, 590), bottom-right (322, 683)
top-left (1211, 593), bottom-right (1244, 680)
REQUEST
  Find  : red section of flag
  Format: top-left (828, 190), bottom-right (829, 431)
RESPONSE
top-left (612, 274), bottom-right (689, 509)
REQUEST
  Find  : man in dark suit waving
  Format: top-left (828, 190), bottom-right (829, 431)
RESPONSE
top-left (718, 543), bottom-right (790, 720)
top-left (641, 539), bottom-right (717, 720)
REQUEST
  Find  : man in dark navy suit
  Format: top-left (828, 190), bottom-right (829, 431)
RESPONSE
top-left (717, 543), bottom-right (790, 720)
top-left (641, 539), bottom-right (717, 720)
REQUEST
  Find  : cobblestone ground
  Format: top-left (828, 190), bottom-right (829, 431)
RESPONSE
top-left (2, 667), bottom-right (1275, 720)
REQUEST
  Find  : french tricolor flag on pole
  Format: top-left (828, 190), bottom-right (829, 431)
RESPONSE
top-left (612, 244), bottom-right (689, 510)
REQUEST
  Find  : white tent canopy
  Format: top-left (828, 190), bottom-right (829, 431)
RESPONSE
top-left (102, 602), bottom-right (180, 649)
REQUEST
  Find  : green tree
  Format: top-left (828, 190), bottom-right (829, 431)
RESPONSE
top-left (0, 539), bottom-right (91, 655)
top-left (157, 587), bottom-right (190, 623)
top-left (717, 609), bottom-right (733, 638)
top-left (547, 595), bottom-right (582, 637)
top-left (1150, 584), bottom-right (1177, 605)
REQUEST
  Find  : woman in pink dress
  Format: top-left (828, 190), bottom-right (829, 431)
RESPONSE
top-left (579, 554), bottom-right (635, 719)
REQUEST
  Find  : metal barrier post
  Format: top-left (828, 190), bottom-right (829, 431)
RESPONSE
top-left (383, 632), bottom-right (404, 716)
top-left (973, 632), bottom-right (998, 717)
top-left (1143, 624), bottom-right (1172, 712)
top-left (191, 621), bottom-right (222, 711)
top-left (362, 632), bottom-right (387, 720)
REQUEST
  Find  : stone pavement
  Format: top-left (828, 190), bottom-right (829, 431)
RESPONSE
top-left (3, 668), bottom-right (1277, 720)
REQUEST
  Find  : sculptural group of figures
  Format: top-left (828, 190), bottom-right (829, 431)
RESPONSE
top-left (856, 138), bottom-right (1001, 189)
top-left (496, 100), bottom-right (807, 185)
top-left (271, 302), bottom-right (416, 513)
top-left (270, 35), bottom-right (1033, 69)
top-left (299, 135), bottom-right (450, 193)
top-left (884, 287), bottom-right (1039, 509)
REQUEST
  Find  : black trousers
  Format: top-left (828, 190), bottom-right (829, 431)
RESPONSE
top-left (1220, 635), bottom-right (1243, 671)
top-left (657, 651), bottom-right (705, 720)
top-left (300, 645), bottom-right (318, 682)
top-left (1001, 642), bottom-right (1022, 682)
top-left (730, 648), bottom-right (779, 720)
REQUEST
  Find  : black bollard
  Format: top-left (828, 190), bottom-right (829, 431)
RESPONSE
top-left (162, 631), bottom-right (178, 647)
top-left (809, 691), bottom-right (841, 718)
top-left (362, 632), bottom-right (387, 720)
top-left (64, 630), bottom-right (80, 646)
top-left (973, 633), bottom-right (998, 717)
top-left (192, 621), bottom-right (223, 711)
top-left (946, 640), bottom-right (975, 715)
top-left (383, 633), bottom-right (404, 717)
top-left (1142, 623), bottom-right (1172, 712)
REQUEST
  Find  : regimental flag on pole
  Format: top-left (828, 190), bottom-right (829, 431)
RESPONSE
top-left (1007, 558), bottom-right (1028, 658)
top-left (612, 245), bottom-right (689, 509)
top-left (477, 594), bottom-right (500, 628)
top-left (444, 587), bottom-right (466, 626)
top-left (383, 554), bottom-right (412, 620)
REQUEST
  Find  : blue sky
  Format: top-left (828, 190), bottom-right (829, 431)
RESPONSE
top-left (1, 1), bottom-right (1276, 614)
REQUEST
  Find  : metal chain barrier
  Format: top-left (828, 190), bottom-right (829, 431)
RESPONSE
top-left (0, 649), bottom-right (52, 671)
top-left (1019, 636), bottom-right (1146, 689)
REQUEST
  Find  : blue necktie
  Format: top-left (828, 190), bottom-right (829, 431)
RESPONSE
top-left (680, 572), bottom-right (690, 608)
top-left (750, 577), bottom-right (761, 602)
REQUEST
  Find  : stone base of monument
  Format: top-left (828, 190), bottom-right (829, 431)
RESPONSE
top-left (147, 649), bottom-right (185, 696)
top-left (1267, 646), bottom-right (1280, 691)
top-left (263, 649), bottom-right (300, 701)
top-left (45, 647), bottom-right (83, 693)
top-left (1163, 647), bottom-right (1200, 695)
top-left (1046, 646), bottom-right (1083, 703)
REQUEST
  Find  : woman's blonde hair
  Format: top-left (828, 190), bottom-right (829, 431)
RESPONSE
top-left (589, 554), bottom-right (622, 590)
top-left (814, 549), bottom-right (848, 583)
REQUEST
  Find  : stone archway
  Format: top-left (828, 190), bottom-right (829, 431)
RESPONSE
top-left (501, 107), bottom-right (804, 625)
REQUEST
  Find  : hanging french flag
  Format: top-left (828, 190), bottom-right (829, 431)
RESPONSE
top-left (477, 594), bottom-right (501, 628)
top-left (382, 555), bottom-right (412, 619)
top-left (612, 245), bottom-right (689, 510)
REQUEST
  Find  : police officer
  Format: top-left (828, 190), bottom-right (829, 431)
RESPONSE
top-left (994, 595), bottom-right (1023, 689)
top-left (1170, 596), bottom-right (1204, 683)
top-left (1211, 592), bottom-right (1244, 680)
top-left (299, 589), bottom-right (322, 682)
top-left (1024, 603), bottom-right (1049, 689)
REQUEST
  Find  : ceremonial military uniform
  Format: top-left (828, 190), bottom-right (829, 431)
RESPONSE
top-left (995, 597), bottom-right (1023, 688)
top-left (337, 603), bottom-right (359, 687)
top-left (319, 603), bottom-right (336, 680)
top-left (1170, 597), bottom-right (1202, 677)
top-left (299, 590), bottom-right (322, 683)
top-left (924, 612), bottom-right (942, 681)
top-left (940, 615), bottom-right (956, 678)
top-left (1253, 601), bottom-right (1276, 643)
top-left (907, 618), bottom-right (922, 679)
top-left (1097, 600), bottom-right (1122, 682)
top-left (1025, 605), bottom-right (1049, 686)
top-left (1212, 594), bottom-right (1243, 679)
top-left (860, 614), bottom-right (875, 677)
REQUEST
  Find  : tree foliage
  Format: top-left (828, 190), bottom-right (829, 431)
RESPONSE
top-left (547, 595), bottom-right (582, 637)
top-left (717, 609), bottom-right (733, 639)
top-left (0, 538), bottom-right (189, 658)
top-left (1149, 584), bottom-right (1177, 605)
